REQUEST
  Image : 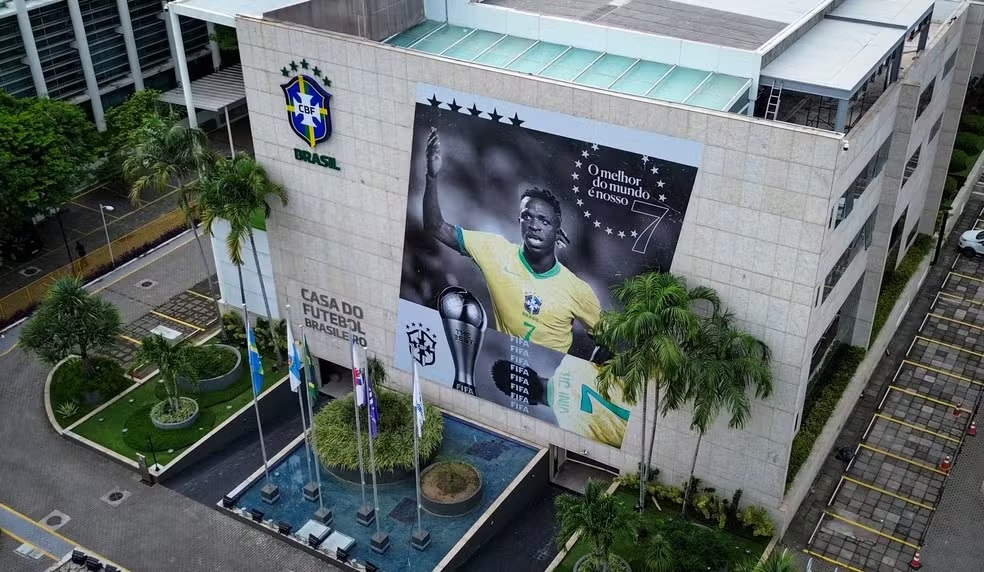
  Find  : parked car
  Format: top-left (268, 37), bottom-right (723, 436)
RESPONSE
top-left (959, 229), bottom-right (984, 256)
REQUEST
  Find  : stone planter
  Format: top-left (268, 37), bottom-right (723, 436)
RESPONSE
top-left (420, 461), bottom-right (483, 517)
top-left (573, 554), bottom-right (631, 572)
top-left (151, 397), bottom-right (200, 430)
top-left (177, 344), bottom-right (242, 393)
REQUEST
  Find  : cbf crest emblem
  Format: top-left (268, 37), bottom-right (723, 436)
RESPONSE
top-left (406, 322), bottom-right (437, 367)
top-left (281, 73), bottom-right (332, 148)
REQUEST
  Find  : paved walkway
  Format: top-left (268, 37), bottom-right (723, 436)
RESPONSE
top-left (0, 231), bottom-right (335, 572)
top-left (783, 198), bottom-right (984, 572)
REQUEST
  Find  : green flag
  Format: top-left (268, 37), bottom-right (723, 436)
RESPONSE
top-left (303, 334), bottom-right (318, 403)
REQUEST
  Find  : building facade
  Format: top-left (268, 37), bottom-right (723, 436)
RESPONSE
top-left (222, 0), bottom-right (980, 531)
top-left (0, 0), bottom-right (215, 128)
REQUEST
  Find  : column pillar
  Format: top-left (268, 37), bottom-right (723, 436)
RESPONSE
top-left (167, 7), bottom-right (197, 127)
top-left (834, 98), bottom-right (849, 133)
top-left (162, 7), bottom-right (179, 84)
top-left (206, 22), bottom-right (221, 71)
top-left (115, 0), bottom-right (144, 91)
top-left (890, 44), bottom-right (903, 82)
top-left (918, 19), bottom-right (930, 51)
top-left (13, 0), bottom-right (47, 97)
top-left (67, 0), bottom-right (106, 131)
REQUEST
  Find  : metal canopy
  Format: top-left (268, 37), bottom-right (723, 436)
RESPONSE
top-left (828, 0), bottom-right (934, 31)
top-left (160, 64), bottom-right (245, 112)
top-left (166, 0), bottom-right (307, 27)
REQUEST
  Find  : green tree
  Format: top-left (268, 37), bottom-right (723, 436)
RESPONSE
top-left (103, 89), bottom-right (165, 173)
top-left (735, 548), bottom-right (801, 572)
top-left (123, 118), bottom-right (224, 333)
top-left (198, 153), bottom-right (288, 365)
top-left (20, 276), bottom-right (121, 375)
top-left (681, 310), bottom-right (772, 517)
top-left (555, 479), bottom-right (635, 572)
top-left (0, 93), bottom-right (100, 242)
top-left (593, 272), bottom-right (719, 510)
top-left (136, 334), bottom-right (196, 412)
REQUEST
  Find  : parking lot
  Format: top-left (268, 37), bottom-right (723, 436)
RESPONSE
top-left (805, 206), bottom-right (984, 571)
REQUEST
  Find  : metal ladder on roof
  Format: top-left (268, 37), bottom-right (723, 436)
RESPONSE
top-left (764, 81), bottom-right (783, 121)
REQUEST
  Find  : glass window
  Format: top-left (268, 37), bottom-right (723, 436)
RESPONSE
top-left (902, 146), bottom-right (921, 188)
top-left (906, 218), bottom-right (920, 246)
top-left (917, 78), bottom-right (935, 120)
top-left (943, 51), bottom-right (958, 79)
top-left (823, 212), bottom-right (877, 303)
top-left (929, 113), bottom-right (944, 142)
top-left (833, 135), bottom-right (893, 228)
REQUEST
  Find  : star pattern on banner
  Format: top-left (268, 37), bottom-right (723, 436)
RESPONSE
top-left (448, 99), bottom-right (462, 113)
top-left (468, 104), bottom-right (482, 116)
top-left (488, 108), bottom-right (503, 122)
top-left (425, 97), bottom-right (525, 126)
top-left (509, 113), bottom-right (524, 126)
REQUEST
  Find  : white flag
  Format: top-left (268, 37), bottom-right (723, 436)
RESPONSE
top-left (412, 361), bottom-right (425, 438)
top-left (351, 339), bottom-right (366, 407)
top-left (287, 322), bottom-right (302, 392)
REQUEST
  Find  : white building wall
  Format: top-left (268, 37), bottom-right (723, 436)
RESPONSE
top-left (210, 220), bottom-right (282, 321)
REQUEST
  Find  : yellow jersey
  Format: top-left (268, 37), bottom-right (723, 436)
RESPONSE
top-left (548, 356), bottom-right (630, 448)
top-left (456, 228), bottom-right (602, 354)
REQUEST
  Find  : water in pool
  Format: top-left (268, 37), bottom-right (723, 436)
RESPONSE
top-left (233, 414), bottom-right (539, 571)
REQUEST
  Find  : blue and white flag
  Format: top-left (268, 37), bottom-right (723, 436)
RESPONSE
top-left (351, 340), bottom-right (366, 407)
top-left (366, 369), bottom-right (381, 439)
top-left (412, 362), bottom-right (425, 439)
top-left (247, 322), bottom-right (264, 395)
top-left (287, 323), bottom-right (303, 392)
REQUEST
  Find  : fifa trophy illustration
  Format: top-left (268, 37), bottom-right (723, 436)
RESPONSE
top-left (437, 286), bottom-right (487, 395)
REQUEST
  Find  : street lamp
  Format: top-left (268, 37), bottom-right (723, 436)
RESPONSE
top-left (99, 204), bottom-right (115, 266)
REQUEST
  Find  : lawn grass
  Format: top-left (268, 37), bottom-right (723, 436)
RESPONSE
top-left (72, 353), bottom-right (282, 466)
top-left (555, 490), bottom-right (768, 572)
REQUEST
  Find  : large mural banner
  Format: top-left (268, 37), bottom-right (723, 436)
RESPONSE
top-left (393, 85), bottom-right (703, 449)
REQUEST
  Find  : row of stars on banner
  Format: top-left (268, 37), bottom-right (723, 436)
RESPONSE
top-left (427, 95), bottom-right (524, 125)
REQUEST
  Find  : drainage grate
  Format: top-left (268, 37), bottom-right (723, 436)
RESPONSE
top-left (41, 510), bottom-right (70, 531)
top-left (18, 266), bottom-right (41, 278)
top-left (100, 488), bottom-right (131, 507)
top-left (466, 440), bottom-right (507, 461)
top-left (136, 279), bottom-right (158, 290)
top-left (387, 497), bottom-right (417, 524)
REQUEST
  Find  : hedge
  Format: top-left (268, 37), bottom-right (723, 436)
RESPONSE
top-left (786, 345), bottom-right (866, 486)
top-left (959, 114), bottom-right (984, 135)
top-left (955, 132), bottom-right (984, 155)
top-left (870, 234), bottom-right (933, 342)
top-left (950, 148), bottom-right (970, 172)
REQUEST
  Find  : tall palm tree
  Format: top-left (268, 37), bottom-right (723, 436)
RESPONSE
top-left (136, 334), bottom-right (196, 412)
top-left (555, 479), bottom-right (635, 572)
top-left (735, 548), bottom-right (802, 572)
top-left (197, 152), bottom-right (288, 366)
top-left (123, 118), bottom-right (223, 328)
top-left (593, 272), bottom-right (719, 510)
top-left (680, 310), bottom-right (772, 518)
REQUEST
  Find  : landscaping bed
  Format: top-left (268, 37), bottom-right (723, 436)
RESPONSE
top-left (72, 353), bottom-right (279, 466)
top-left (556, 490), bottom-right (768, 572)
top-left (51, 356), bottom-right (133, 427)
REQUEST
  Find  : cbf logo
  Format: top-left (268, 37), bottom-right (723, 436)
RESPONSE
top-left (280, 59), bottom-right (332, 148)
top-left (524, 293), bottom-right (542, 315)
top-left (406, 322), bottom-right (437, 367)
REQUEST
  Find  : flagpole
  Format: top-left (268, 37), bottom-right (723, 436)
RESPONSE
top-left (413, 360), bottom-right (423, 535)
top-left (243, 303), bottom-right (276, 503)
top-left (352, 340), bottom-right (368, 508)
top-left (366, 344), bottom-right (382, 537)
top-left (300, 327), bottom-right (326, 513)
top-left (286, 305), bottom-right (314, 485)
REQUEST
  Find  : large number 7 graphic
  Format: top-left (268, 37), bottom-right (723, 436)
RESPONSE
top-left (631, 200), bottom-right (669, 255)
top-left (580, 385), bottom-right (631, 421)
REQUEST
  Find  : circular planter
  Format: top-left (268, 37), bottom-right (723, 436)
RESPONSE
top-left (573, 554), bottom-right (631, 572)
top-left (177, 344), bottom-right (243, 393)
top-left (151, 397), bottom-right (200, 430)
top-left (420, 461), bottom-right (483, 517)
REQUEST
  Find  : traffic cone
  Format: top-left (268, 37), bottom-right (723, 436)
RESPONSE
top-left (939, 455), bottom-right (951, 472)
top-left (954, 402), bottom-right (962, 418)
top-left (969, 422), bottom-right (977, 436)
top-left (910, 551), bottom-right (922, 569)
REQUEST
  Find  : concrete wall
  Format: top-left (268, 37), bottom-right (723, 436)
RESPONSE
top-left (236, 13), bottom-right (851, 520)
top-left (210, 220), bottom-right (281, 320)
top-left (265, 0), bottom-right (424, 41)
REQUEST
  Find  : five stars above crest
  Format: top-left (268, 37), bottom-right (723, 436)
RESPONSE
top-left (278, 59), bottom-right (332, 87)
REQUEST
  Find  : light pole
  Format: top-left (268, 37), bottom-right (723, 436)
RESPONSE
top-left (99, 204), bottom-right (115, 266)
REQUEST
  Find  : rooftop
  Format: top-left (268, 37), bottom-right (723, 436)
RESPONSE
top-left (166, 0), bottom-right (307, 27)
top-left (828, 0), bottom-right (935, 29)
top-left (386, 21), bottom-right (752, 111)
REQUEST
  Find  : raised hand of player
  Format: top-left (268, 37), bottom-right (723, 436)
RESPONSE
top-left (426, 128), bottom-right (442, 177)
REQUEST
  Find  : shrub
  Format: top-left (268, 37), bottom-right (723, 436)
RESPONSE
top-left (51, 356), bottom-right (129, 405)
top-left (427, 461), bottom-right (480, 495)
top-left (150, 397), bottom-right (198, 423)
top-left (185, 345), bottom-right (237, 379)
top-left (944, 176), bottom-right (959, 203)
top-left (738, 506), bottom-right (775, 537)
top-left (154, 370), bottom-right (251, 408)
top-left (786, 345), bottom-right (866, 486)
top-left (955, 132), bottom-right (983, 154)
top-left (959, 114), bottom-right (984, 135)
top-left (122, 405), bottom-right (216, 451)
top-left (313, 390), bottom-right (443, 472)
top-left (650, 483), bottom-right (685, 505)
top-left (950, 148), bottom-right (969, 173)
top-left (56, 401), bottom-right (79, 419)
top-left (647, 518), bottom-right (737, 572)
top-left (728, 489), bottom-right (743, 530)
top-left (221, 311), bottom-right (248, 347)
top-left (254, 316), bottom-right (287, 355)
top-left (871, 234), bottom-right (933, 340)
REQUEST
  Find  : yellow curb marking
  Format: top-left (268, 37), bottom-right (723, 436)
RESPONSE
top-left (823, 511), bottom-right (921, 549)
top-left (184, 289), bottom-right (215, 301)
top-left (857, 443), bottom-right (949, 475)
top-left (915, 335), bottom-right (984, 358)
top-left (902, 359), bottom-right (984, 387)
top-left (150, 310), bottom-right (204, 332)
top-left (888, 385), bottom-right (972, 412)
top-left (950, 271), bottom-right (984, 284)
top-left (118, 334), bottom-right (142, 346)
top-left (0, 527), bottom-right (57, 560)
top-left (874, 413), bottom-right (961, 443)
top-left (803, 550), bottom-right (865, 572)
top-left (0, 503), bottom-right (116, 566)
top-left (928, 313), bottom-right (984, 332)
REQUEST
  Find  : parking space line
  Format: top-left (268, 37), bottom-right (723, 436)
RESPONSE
top-left (803, 550), bottom-right (865, 572)
top-left (915, 335), bottom-right (984, 358)
top-left (150, 310), bottom-right (204, 332)
top-left (902, 359), bottom-right (984, 386)
top-left (938, 291), bottom-right (984, 307)
top-left (889, 385), bottom-right (972, 412)
top-left (823, 511), bottom-right (921, 549)
top-left (119, 334), bottom-right (142, 346)
top-left (950, 271), bottom-right (984, 284)
top-left (873, 413), bottom-right (961, 443)
top-left (928, 313), bottom-right (984, 332)
top-left (185, 289), bottom-right (215, 301)
top-left (0, 526), bottom-right (57, 560)
top-left (857, 443), bottom-right (949, 475)
top-left (840, 475), bottom-right (936, 511)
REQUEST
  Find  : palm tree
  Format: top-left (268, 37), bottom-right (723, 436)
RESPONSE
top-left (593, 272), bottom-right (719, 510)
top-left (555, 479), bottom-right (635, 572)
top-left (136, 334), bottom-right (196, 412)
top-left (123, 117), bottom-right (224, 329)
top-left (680, 310), bottom-right (772, 518)
top-left (642, 533), bottom-right (674, 572)
top-left (735, 548), bottom-right (801, 572)
top-left (198, 152), bottom-right (288, 366)
top-left (20, 276), bottom-right (121, 375)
